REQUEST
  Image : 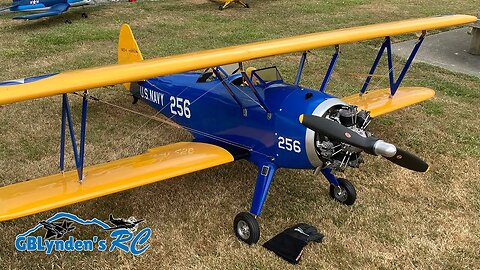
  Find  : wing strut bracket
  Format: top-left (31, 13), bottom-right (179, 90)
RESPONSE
top-left (59, 92), bottom-right (88, 182)
top-left (360, 31), bottom-right (426, 96)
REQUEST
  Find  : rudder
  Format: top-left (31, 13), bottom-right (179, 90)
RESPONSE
top-left (118, 24), bottom-right (143, 90)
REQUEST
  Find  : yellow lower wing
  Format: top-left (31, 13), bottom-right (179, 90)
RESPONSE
top-left (342, 87), bottom-right (435, 117)
top-left (0, 142), bottom-right (234, 221)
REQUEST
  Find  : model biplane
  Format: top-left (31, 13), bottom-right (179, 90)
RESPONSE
top-left (0, 15), bottom-right (476, 244)
top-left (216, 0), bottom-right (249, 10)
top-left (0, 0), bottom-right (92, 21)
top-left (105, 214), bottom-right (144, 232)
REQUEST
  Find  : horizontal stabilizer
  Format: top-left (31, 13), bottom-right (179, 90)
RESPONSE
top-left (0, 142), bottom-right (234, 221)
top-left (342, 87), bottom-right (435, 117)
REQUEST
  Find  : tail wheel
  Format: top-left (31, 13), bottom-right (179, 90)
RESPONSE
top-left (233, 212), bottom-right (260, 244)
top-left (329, 178), bottom-right (356, 205)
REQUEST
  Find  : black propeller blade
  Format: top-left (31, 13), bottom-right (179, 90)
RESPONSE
top-left (299, 114), bottom-right (429, 172)
top-left (384, 147), bottom-right (429, 172)
top-left (299, 114), bottom-right (378, 154)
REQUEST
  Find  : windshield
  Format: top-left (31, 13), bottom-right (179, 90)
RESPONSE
top-left (251, 66), bottom-right (283, 85)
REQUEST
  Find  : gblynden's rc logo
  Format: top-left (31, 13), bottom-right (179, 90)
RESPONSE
top-left (15, 212), bottom-right (151, 255)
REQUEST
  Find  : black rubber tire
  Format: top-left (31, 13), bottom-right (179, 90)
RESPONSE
top-left (64, 19), bottom-right (72, 24)
top-left (81, 13), bottom-right (88, 18)
top-left (245, 3), bottom-right (250, 8)
top-left (233, 212), bottom-right (260, 244)
top-left (329, 178), bottom-right (356, 205)
top-left (218, 5), bottom-right (224, 10)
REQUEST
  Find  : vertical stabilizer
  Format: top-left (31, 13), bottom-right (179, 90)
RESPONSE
top-left (118, 24), bottom-right (143, 90)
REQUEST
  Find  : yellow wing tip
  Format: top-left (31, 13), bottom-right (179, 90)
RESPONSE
top-left (343, 87), bottom-right (437, 118)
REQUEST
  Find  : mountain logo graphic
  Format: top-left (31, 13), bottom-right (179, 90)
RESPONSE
top-left (15, 212), bottom-right (151, 255)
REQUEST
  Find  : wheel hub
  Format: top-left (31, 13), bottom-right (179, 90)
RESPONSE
top-left (236, 220), bottom-right (250, 240)
top-left (334, 186), bottom-right (348, 202)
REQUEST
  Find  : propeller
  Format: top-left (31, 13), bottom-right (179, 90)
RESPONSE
top-left (299, 114), bottom-right (429, 172)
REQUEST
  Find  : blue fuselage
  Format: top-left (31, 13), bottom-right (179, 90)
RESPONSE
top-left (136, 72), bottom-right (345, 169)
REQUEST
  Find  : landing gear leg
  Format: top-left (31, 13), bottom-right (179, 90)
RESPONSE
top-left (321, 168), bottom-right (356, 205)
top-left (219, 1), bottom-right (229, 10)
top-left (233, 162), bottom-right (276, 244)
top-left (237, 0), bottom-right (249, 8)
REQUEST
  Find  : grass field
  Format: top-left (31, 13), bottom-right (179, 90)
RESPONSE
top-left (0, 0), bottom-right (479, 269)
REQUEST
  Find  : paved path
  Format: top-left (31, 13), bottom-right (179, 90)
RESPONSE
top-left (393, 27), bottom-right (479, 78)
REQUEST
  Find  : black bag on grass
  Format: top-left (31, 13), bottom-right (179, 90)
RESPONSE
top-left (263, 223), bottom-right (324, 264)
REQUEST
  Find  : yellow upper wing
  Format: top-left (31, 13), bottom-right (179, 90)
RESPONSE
top-left (0, 15), bottom-right (476, 105)
top-left (0, 142), bottom-right (234, 221)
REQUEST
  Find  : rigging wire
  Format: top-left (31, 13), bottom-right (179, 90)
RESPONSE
top-left (73, 92), bottom-right (181, 129)
top-left (306, 42), bottom-right (404, 94)
top-left (140, 79), bottom-right (264, 153)
top-left (142, 78), bottom-right (273, 159)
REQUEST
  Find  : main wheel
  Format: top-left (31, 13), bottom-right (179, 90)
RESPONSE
top-left (233, 212), bottom-right (260, 244)
top-left (81, 13), bottom-right (88, 18)
top-left (329, 178), bottom-right (356, 205)
top-left (64, 19), bottom-right (72, 24)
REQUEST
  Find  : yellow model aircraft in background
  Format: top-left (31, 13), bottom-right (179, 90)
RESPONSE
top-left (216, 0), bottom-right (249, 10)
top-left (0, 15), bottom-right (476, 244)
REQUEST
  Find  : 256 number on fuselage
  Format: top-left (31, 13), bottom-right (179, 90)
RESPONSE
top-left (169, 96), bottom-right (191, 118)
top-left (277, 136), bottom-right (301, 153)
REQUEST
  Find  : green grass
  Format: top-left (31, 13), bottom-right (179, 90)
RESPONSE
top-left (0, 0), bottom-right (479, 269)
top-left (421, 100), bottom-right (445, 115)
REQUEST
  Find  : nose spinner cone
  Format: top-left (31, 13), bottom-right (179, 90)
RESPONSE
top-left (373, 140), bottom-right (397, 157)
